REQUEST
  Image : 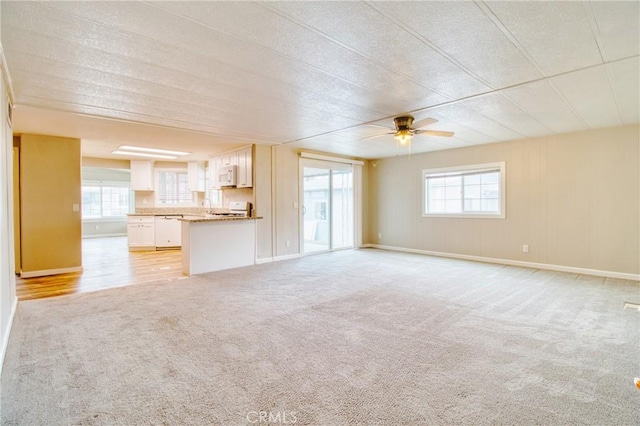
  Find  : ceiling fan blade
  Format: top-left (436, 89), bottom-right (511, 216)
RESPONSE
top-left (412, 117), bottom-right (438, 129)
top-left (360, 132), bottom-right (394, 141)
top-left (415, 129), bottom-right (455, 138)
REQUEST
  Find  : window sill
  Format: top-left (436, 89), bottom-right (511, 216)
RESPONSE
top-left (82, 218), bottom-right (128, 223)
top-left (422, 213), bottom-right (506, 219)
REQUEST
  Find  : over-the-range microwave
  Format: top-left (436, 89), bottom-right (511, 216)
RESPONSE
top-left (218, 165), bottom-right (237, 187)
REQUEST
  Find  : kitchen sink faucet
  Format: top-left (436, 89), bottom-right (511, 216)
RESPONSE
top-left (202, 198), bottom-right (212, 213)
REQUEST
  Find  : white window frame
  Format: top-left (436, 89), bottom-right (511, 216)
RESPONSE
top-left (81, 180), bottom-right (132, 221)
top-left (155, 169), bottom-right (196, 207)
top-left (422, 162), bottom-right (506, 219)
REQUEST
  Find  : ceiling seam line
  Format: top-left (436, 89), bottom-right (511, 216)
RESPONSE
top-left (15, 74), bottom-right (271, 130)
top-left (17, 95), bottom-right (279, 143)
top-left (458, 94), bottom-right (546, 138)
top-left (18, 3), bottom-right (388, 120)
top-left (8, 54), bottom-right (373, 130)
top-left (583, 2), bottom-right (608, 63)
top-left (282, 55), bottom-right (638, 145)
top-left (603, 64), bottom-right (627, 126)
top-left (474, 1), bottom-right (547, 77)
top-left (583, 3), bottom-right (625, 125)
top-left (397, 55), bottom-right (638, 125)
top-left (143, 1), bottom-right (408, 101)
top-left (545, 80), bottom-right (591, 129)
top-left (365, 1), bottom-right (496, 90)
top-left (5, 31), bottom-right (382, 128)
top-left (475, 1), bottom-right (592, 130)
top-left (256, 2), bottom-right (455, 102)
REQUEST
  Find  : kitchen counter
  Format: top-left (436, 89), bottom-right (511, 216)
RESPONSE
top-left (179, 216), bottom-right (263, 223)
top-left (180, 217), bottom-right (261, 275)
top-left (127, 213), bottom-right (188, 216)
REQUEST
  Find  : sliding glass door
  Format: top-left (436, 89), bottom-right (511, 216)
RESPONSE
top-left (301, 160), bottom-right (354, 254)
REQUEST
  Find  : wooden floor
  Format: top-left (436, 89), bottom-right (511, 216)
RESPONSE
top-left (16, 237), bottom-right (185, 301)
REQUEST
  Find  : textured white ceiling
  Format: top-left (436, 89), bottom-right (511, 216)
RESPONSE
top-left (2, 1), bottom-right (638, 160)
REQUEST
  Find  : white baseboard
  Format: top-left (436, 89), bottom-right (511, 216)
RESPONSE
top-left (0, 296), bottom-right (18, 379)
top-left (20, 266), bottom-right (83, 278)
top-left (256, 253), bottom-right (302, 265)
top-left (367, 244), bottom-right (640, 281)
top-left (82, 233), bottom-right (126, 239)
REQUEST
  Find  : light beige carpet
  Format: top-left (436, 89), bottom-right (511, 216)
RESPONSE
top-left (2, 249), bottom-right (639, 425)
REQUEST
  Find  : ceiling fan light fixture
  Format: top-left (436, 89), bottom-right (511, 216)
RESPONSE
top-left (394, 129), bottom-right (413, 146)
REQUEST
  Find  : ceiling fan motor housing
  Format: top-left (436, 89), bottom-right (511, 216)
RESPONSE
top-left (394, 115), bottom-right (415, 132)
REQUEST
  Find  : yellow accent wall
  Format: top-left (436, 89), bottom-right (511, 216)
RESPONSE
top-left (19, 134), bottom-right (82, 275)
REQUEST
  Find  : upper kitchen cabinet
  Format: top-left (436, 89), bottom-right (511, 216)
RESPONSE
top-left (236, 146), bottom-right (253, 188)
top-left (209, 145), bottom-right (253, 189)
top-left (187, 161), bottom-right (206, 192)
top-left (130, 160), bottom-right (154, 191)
top-left (208, 157), bottom-right (223, 190)
top-left (219, 152), bottom-right (237, 167)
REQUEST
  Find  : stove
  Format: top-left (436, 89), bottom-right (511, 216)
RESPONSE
top-left (215, 201), bottom-right (252, 218)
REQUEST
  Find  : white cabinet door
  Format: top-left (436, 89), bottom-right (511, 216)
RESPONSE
top-left (140, 224), bottom-right (156, 246)
top-left (237, 146), bottom-right (253, 188)
top-left (130, 161), bottom-right (155, 191)
top-left (219, 152), bottom-right (237, 167)
top-left (187, 161), bottom-right (206, 192)
top-left (208, 158), bottom-right (221, 189)
top-left (209, 157), bottom-right (220, 189)
top-left (127, 216), bottom-right (155, 248)
top-left (127, 223), bottom-right (142, 246)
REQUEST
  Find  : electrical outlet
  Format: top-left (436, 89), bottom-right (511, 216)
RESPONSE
top-left (286, 240), bottom-right (290, 247)
top-left (95, 225), bottom-right (100, 230)
top-left (522, 244), bottom-right (529, 253)
top-left (378, 233), bottom-right (382, 239)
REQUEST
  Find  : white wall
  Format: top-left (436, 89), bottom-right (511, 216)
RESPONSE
top-left (253, 144), bottom-right (301, 261)
top-left (0, 37), bottom-right (17, 372)
top-left (367, 125), bottom-right (640, 278)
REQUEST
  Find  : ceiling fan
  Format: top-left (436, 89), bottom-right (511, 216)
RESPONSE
top-left (362, 115), bottom-right (454, 149)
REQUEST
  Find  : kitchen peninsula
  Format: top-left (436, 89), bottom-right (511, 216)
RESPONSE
top-left (179, 215), bottom-right (262, 275)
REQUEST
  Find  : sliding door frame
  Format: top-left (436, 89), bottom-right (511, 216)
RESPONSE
top-left (298, 153), bottom-right (363, 256)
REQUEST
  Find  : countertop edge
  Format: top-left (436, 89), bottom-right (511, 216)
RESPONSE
top-left (178, 216), bottom-right (263, 223)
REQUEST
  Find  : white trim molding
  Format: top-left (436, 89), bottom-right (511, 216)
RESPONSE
top-left (0, 42), bottom-right (15, 104)
top-left (0, 296), bottom-right (18, 378)
top-left (368, 244), bottom-right (640, 281)
top-left (256, 253), bottom-right (302, 265)
top-left (20, 266), bottom-right (83, 279)
top-left (300, 152), bottom-right (365, 166)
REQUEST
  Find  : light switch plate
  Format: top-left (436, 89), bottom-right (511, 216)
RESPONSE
top-left (72, 203), bottom-right (80, 212)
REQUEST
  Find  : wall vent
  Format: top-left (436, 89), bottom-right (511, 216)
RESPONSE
top-left (623, 302), bottom-right (640, 311)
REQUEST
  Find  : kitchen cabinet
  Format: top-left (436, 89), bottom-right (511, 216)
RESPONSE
top-left (155, 216), bottom-right (182, 248)
top-left (127, 216), bottom-right (155, 250)
top-left (219, 153), bottom-right (237, 167)
top-left (187, 161), bottom-right (206, 192)
top-left (209, 157), bottom-right (223, 190)
top-left (236, 146), bottom-right (253, 188)
top-left (130, 160), bottom-right (155, 191)
top-left (181, 217), bottom-right (257, 275)
top-left (208, 145), bottom-right (253, 189)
